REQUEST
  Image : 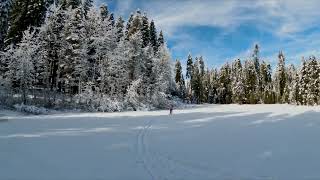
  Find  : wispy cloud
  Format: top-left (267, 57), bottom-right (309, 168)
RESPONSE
top-left (108, 0), bottom-right (320, 67)
top-left (138, 0), bottom-right (320, 38)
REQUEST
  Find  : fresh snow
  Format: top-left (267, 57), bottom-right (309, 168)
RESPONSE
top-left (1, 104), bottom-right (320, 180)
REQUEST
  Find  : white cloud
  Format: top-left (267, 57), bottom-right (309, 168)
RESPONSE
top-left (111, 0), bottom-right (320, 66)
top-left (118, 0), bottom-right (320, 38)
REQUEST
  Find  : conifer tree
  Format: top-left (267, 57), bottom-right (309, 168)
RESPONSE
top-left (305, 56), bottom-right (319, 105)
top-left (141, 14), bottom-right (150, 48)
top-left (99, 4), bottom-right (108, 20)
top-left (244, 59), bottom-right (258, 104)
top-left (298, 59), bottom-right (308, 105)
top-left (274, 51), bottom-right (287, 103)
top-left (186, 54), bottom-right (193, 79)
top-left (252, 44), bottom-right (260, 75)
top-left (149, 20), bottom-right (158, 52)
top-left (125, 14), bottom-right (133, 40)
top-left (192, 58), bottom-right (201, 103)
top-left (6, 0), bottom-right (47, 45)
top-left (175, 60), bottom-right (182, 84)
top-left (127, 11), bottom-right (142, 40)
top-left (115, 16), bottom-right (125, 42)
top-left (260, 61), bottom-right (273, 103)
top-left (158, 30), bottom-right (164, 48)
top-left (199, 56), bottom-right (205, 76)
top-left (108, 13), bottom-right (115, 27)
top-left (0, 0), bottom-right (11, 50)
top-left (231, 59), bottom-right (245, 104)
top-left (287, 64), bottom-right (297, 104)
top-left (217, 63), bottom-right (232, 104)
top-left (175, 59), bottom-right (185, 99)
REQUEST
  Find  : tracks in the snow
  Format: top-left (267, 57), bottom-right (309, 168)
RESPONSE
top-left (135, 118), bottom-right (214, 180)
top-left (136, 119), bottom-right (155, 179)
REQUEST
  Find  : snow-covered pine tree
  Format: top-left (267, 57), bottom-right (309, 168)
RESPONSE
top-left (175, 59), bottom-right (185, 98)
top-left (90, 7), bottom-right (118, 96)
top-left (108, 13), bottom-right (115, 27)
top-left (298, 58), bottom-right (308, 105)
top-left (198, 56), bottom-right (205, 102)
top-left (0, 0), bottom-right (11, 50)
top-left (141, 46), bottom-right (156, 101)
top-left (175, 59), bottom-right (183, 84)
top-left (202, 68), bottom-right (211, 103)
top-left (61, 7), bottom-right (87, 95)
top-left (186, 54), bottom-right (193, 79)
top-left (6, 0), bottom-right (47, 45)
top-left (6, 30), bottom-right (39, 104)
top-left (208, 68), bottom-right (218, 103)
top-left (152, 44), bottom-right (172, 108)
top-left (157, 30), bottom-right (164, 49)
top-left (106, 38), bottom-right (130, 99)
top-left (274, 51), bottom-right (287, 103)
top-left (243, 59), bottom-right (259, 104)
top-left (259, 61), bottom-right (273, 103)
top-left (141, 14), bottom-right (150, 48)
top-left (217, 63), bottom-right (232, 104)
top-left (127, 11), bottom-right (142, 41)
top-left (191, 57), bottom-right (200, 103)
top-left (149, 20), bottom-right (158, 53)
top-left (127, 32), bottom-right (144, 82)
top-left (231, 59), bottom-right (245, 104)
top-left (287, 64), bottom-right (298, 104)
top-left (252, 44), bottom-right (261, 99)
top-left (252, 44), bottom-right (260, 75)
top-left (115, 16), bottom-right (125, 42)
top-left (125, 13), bottom-right (133, 41)
top-left (305, 56), bottom-right (319, 105)
top-left (99, 4), bottom-right (108, 21)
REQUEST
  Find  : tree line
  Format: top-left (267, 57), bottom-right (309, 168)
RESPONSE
top-left (1, 0), bottom-right (319, 113)
top-left (175, 44), bottom-right (320, 106)
top-left (0, 0), bottom-right (174, 111)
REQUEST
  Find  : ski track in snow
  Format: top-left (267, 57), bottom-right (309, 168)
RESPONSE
top-left (136, 119), bottom-right (155, 179)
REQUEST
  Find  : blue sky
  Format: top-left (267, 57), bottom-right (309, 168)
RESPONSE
top-left (97, 0), bottom-right (320, 68)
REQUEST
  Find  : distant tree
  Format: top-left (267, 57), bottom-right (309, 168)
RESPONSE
top-left (217, 63), bottom-right (232, 104)
top-left (108, 13), bottom-right (115, 27)
top-left (115, 16), bottom-right (125, 42)
top-left (99, 4), bottom-right (108, 20)
top-left (305, 56), bottom-right (319, 105)
top-left (0, 0), bottom-right (11, 50)
top-left (243, 59), bottom-right (258, 104)
top-left (141, 14), bottom-right (150, 48)
top-left (157, 30), bottom-right (164, 48)
top-left (149, 20), bottom-right (158, 52)
top-left (274, 51), bottom-right (287, 103)
top-left (252, 44), bottom-right (260, 75)
top-left (186, 54), bottom-right (193, 79)
top-left (298, 59), bottom-right (308, 105)
top-left (231, 59), bottom-right (245, 104)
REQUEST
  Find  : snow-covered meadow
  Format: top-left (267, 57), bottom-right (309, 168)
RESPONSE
top-left (1, 104), bottom-right (320, 180)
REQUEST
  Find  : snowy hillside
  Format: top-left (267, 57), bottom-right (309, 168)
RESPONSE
top-left (1, 104), bottom-right (320, 180)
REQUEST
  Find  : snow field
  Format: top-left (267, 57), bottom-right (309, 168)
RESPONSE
top-left (1, 104), bottom-right (320, 180)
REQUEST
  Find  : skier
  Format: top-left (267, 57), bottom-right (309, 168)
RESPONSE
top-left (169, 104), bottom-right (173, 115)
